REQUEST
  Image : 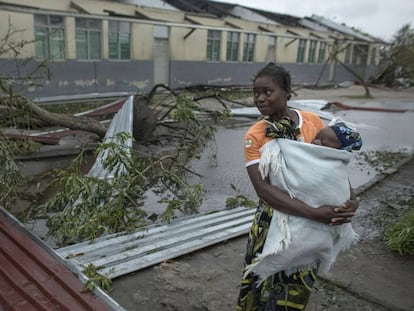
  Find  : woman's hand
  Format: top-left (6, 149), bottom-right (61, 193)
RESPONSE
top-left (312, 203), bottom-right (356, 225)
top-left (329, 197), bottom-right (360, 225)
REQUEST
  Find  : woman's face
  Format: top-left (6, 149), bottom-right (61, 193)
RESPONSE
top-left (253, 75), bottom-right (289, 119)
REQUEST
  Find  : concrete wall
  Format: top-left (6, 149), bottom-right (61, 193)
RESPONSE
top-left (0, 59), bottom-right (152, 99)
top-left (170, 61), bottom-right (262, 88)
top-left (0, 56), bottom-right (372, 98)
top-left (132, 24), bottom-right (153, 60)
top-left (169, 61), bottom-right (367, 89)
top-left (170, 27), bottom-right (207, 61)
top-left (0, 11), bottom-right (34, 59)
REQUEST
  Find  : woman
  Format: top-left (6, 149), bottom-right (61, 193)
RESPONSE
top-left (237, 63), bottom-right (358, 311)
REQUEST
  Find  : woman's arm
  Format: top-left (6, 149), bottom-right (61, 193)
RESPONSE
top-left (247, 164), bottom-right (355, 224)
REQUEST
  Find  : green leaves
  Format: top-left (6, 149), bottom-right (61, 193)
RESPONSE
top-left (0, 134), bottom-right (22, 208)
top-left (82, 263), bottom-right (113, 293)
top-left (225, 183), bottom-right (257, 209)
top-left (385, 209), bottom-right (414, 255)
top-left (375, 23), bottom-right (414, 86)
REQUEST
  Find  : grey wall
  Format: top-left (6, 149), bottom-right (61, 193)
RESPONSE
top-left (0, 59), bottom-right (153, 99)
top-left (170, 61), bottom-right (373, 88)
top-left (0, 59), bottom-right (377, 99)
top-left (170, 61), bottom-right (263, 88)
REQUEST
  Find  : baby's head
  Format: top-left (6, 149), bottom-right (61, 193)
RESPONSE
top-left (313, 124), bottom-right (362, 151)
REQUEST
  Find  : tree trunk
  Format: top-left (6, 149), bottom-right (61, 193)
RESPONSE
top-left (335, 58), bottom-right (371, 97)
top-left (133, 95), bottom-right (157, 141)
top-left (26, 99), bottom-right (107, 137)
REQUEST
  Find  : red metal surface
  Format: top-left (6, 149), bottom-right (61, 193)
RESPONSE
top-left (328, 101), bottom-right (407, 113)
top-left (4, 133), bottom-right (61, 145)
top-left (0, 208), bottom-right (119, 311)
top-left (75, 98), bottom-right (127, 117)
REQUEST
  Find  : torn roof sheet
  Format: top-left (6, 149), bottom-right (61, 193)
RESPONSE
top-left (0, 207), bottom-right (125, 311)
top-left (164, 0), bottom-right (237, 17)
top-left (310, 14), bottom-right (374, 42)
top-left (249, 8), bottom-right (305, 28)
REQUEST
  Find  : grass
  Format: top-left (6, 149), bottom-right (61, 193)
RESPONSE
top-left (384, 207), bottom-right (414, 255)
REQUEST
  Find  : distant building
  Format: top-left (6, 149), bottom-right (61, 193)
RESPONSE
top-left (0, 0), bottom-right (385, 98)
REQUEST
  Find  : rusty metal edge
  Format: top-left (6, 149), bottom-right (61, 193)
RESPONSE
top-left (0, 206), bottom-right (126, 311)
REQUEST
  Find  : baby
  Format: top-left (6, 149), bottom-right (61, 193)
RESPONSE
top-left (312, 123), bottom-right (362, 151)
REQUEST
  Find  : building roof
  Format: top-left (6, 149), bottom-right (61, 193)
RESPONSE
top-left (309, 14), bottom-right (375, 42)
top-left (163, 0), bottom-right (237, 17)
top-left (249, 8), bottom-right (305, 28)
top-left (120, 0), bottom-right (179, 11)
top-left (0, 207), bottom-right (125, 311)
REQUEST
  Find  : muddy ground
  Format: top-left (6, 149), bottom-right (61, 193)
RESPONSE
top-left (108, 85), bottom-right (414, 311)
top-left (109, 158), bottom-right (414, 311)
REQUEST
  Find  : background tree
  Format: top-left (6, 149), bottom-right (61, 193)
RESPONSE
top-left (373, 23), bottom-right (414, 86)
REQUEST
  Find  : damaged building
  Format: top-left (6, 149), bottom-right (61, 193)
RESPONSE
top-left (0, 0), bottom-right (385, 98)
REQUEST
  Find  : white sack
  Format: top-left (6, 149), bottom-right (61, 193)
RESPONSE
top-left (244, 139), bottom-right (359, 284)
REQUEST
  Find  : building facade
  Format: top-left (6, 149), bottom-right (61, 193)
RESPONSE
top-left (0, 0), bottom-right (384, 99)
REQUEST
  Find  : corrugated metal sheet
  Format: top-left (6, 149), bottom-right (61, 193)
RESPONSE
top-left (0, 207), bottom-right (125, 311)
top-left (57, 206), bottom-right (255, 279)
top-left (74, 98), bottom-right (127, 118)
top-left (86, 95), bottom-right (134, 180)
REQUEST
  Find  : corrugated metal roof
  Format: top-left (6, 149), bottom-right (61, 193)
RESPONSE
top-left (249, 8), bottom-right (306, 28)
top-left (57, 206), bottom-right (255, 279)
top-left (164, 0), bottom-right (237, 17)
top-left (310, 15), bottom-right (374, 42)
top-left (0, 207), bottom-right (125, 311)
top-left (226, 6), bottom-right (281, 26)
top-left (120, 0), bottom-right (179, 11)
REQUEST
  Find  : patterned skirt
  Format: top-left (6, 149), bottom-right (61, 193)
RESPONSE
top-left (236, 202), bottom-right (317, 311)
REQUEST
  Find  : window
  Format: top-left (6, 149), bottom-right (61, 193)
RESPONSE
top-left (352, 45), bottom-right (360, 64)
top-left (317, 42), bottom-right (326, 64)
top-left (344, 45), bottom-right (351, 64)
top-left (308, 40), bottom-right (317, 63)
top-left (226, 32), bottom-right (239, 61)
top-left (34, 15), bottom-right (65, 60)
top-left (76, 18), bottom-right (101, 60)
top-left (243, 33), bottom-right (255, 62)
top-left (296, 39), bottom-right (306, 63)
top-left (266, 36), bottom-right (277, 63)
top-left (109, 21), bottom-right (131, 60)
top-left (370, 47), bottom-right (377, 65)
top-left (207, 30), bottom-right (221, 61)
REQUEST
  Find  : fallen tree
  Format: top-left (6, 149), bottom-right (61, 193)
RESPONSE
top-left (0, 23), bottom-right (251, 245)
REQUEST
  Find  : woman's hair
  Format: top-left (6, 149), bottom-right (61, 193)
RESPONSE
top-left (254, 62), bottom-right (292, 100)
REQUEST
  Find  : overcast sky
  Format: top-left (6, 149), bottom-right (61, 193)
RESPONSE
top-left (218, 0), bottom-right (414, 41)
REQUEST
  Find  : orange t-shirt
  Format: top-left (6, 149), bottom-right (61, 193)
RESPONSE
top-left (244, 110), bottom-right (325, 167)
